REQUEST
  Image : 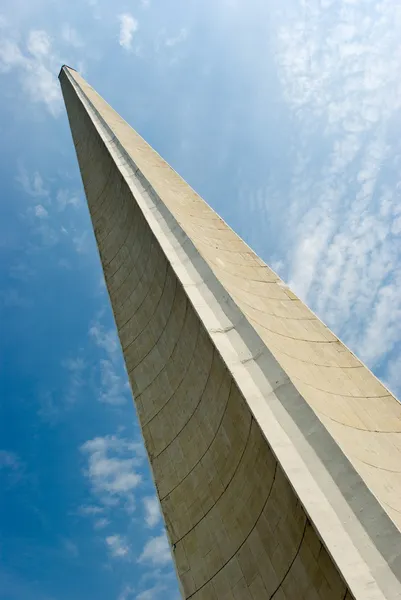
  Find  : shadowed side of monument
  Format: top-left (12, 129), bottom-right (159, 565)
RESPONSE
top-left (59, 66), bottom-right (401, 600)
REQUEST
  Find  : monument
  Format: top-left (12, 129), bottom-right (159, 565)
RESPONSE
top-left (59, 66), bottom-right (401, 599)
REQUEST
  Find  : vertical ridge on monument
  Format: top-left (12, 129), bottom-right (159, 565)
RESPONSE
top-left (59, 66), bottom-right (401, 599)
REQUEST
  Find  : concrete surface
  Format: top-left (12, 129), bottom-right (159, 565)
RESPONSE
top-left (59, 66), bottom-right (401, 600)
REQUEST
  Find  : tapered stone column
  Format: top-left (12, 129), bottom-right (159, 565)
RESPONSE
top-left (59, 65), bottom-right (401, 600)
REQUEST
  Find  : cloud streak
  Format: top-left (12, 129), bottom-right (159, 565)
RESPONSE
top-left (89, 319), bottom-right (130, 405)
top-left (17, 166), bottom-right (49, 198)
top-left (0, 23), bottom-right (82, 116)
top-left (118, 14), bottom-right (138, 51)
top-left (267, 0), bottom-right (401, 387)
top-left (138, 534), bottom-right (171, 567)
top-left (165, 28), bottom-right (188, 48)
top-left (143, 497), bottom-right (161, 528)
top-left (81, 435), bottom-right (144, 510)
top-left (106, 534), bottom-right (130, 558)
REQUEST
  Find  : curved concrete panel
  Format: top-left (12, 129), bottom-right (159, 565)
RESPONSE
top-left (60, 66), bottom-right (401, 599)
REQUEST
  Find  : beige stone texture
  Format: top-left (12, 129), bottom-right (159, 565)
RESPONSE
top-left (59, 66), bottom-right (401, 599)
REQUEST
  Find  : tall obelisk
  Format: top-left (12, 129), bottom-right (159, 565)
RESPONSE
top-left (59, 66), bottom-right (401, 600)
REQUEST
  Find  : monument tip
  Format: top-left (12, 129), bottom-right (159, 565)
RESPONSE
top-left (58, 64), bottom-right (77, 80)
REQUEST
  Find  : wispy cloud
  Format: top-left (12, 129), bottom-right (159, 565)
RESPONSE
top-left (106, 534), bottom-right (130, 558)
top-left (90, 321), bottom-right (119, 356)
top-left (62, 356), bottom-right (86, 404)
top-left (0, 289), bottom-right (31, 309)
top-left (61, 24), bottom-right (83, 48)
top-left (94, 517), bottom-right (110, 530)
top-left (34, 205), bottom-right (48, 219)
top-left (18, 168), bottom-right (82, 250)
top-left (118, 585), bottom-right (135, 600)
top-left (16, 166), bottom-right (49, 198)
top-left (384, 352), bottom-right (401, 395)
top-left (98, 359), bottom-right (127, 405)
top-left (165, 28), bottom-right (188, 48)
top-left (136, 584), bottom-right (168, 600)
top-left (266, 0), bottom-right (401, 381)
top-left (0, 22), bottom-right (82, 116)
top-left (77, 505), bottom-right (110, 531)
top-left (89, 319), bottom-right (129, 405)
top-left (17, 166), bottom-right (91, 261)
top-left (27, 30), bottom-right (51, 58)
top-left (78, 504), bottom-right (104, 516)
top-left (26, 205), bottom-right (59, 246)
top-left (118, 14), bottom-right (138, 51)
top-left (0, 451), bottom-right (25, 486)
top-left (81, 435), bottom-right (144, 510)
top-left (37, 355), bottom-right (85, 424)
top-left (38, 390), bottom-right (60, 424)
top-left (57, 189), bottom-right (81, 211)
top-left (62, 538), bottom-right (79, 557)
top-left (0, 29), bottom-right (61, 115)
top-left (9, 262), bottom-right (35, 282)
top-left (143, 497), bottom-right (161, 528)
top-left (71, 230), bottom-right (91, 254)
top-left (138, 535), bottom-right (171, 567)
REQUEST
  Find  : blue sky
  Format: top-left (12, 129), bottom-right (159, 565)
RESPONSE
top-left (1, 0), bottom-right (401, 599)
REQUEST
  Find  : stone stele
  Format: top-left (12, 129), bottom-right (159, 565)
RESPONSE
top-left (59, 65), bottom-right (401, 600)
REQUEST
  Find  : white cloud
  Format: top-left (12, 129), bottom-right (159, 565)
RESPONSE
top-left (63, 357), bottom-right (85, 373)
top-left (72, 230), bottom-right (90, 254)
top-left (17, 167), bottom-right (49, 198)
top-left (94, 517), bottom-right (110, 530)
top-left (0, 451), bottom-right (21, 471)
top-left (38, 356), bottom-right (85, 422)
top-left (62, 539), bottom-right (79, 557)
top-left (27, 31), bottom-right (51, 58)
top-left (118, 14), bottom-right (138, 51)
top-left (78, 506), bottom-right (111, 531)
top-left (356, 274), bottom-right (401, 365)
top-left (138, 534), bottom-right (171, 567)
top-left (89, 321), bottom-right (119, 356)
top-left (38, 390), bottom-right (60, 424)
top-left (165, 28), bottom-right (188, 48)
top-left (0, 450), bottom-right (25, 485)
top-left (17, 166), bottom-right (65, 249)
top-left (0, 23), bottom-right (82, 116)
top-left (78, 504), bottom-right (104, 516)
top-left (269, 0), bottom-right (401, 380)
top-left (98, 359), bottom-right (127, 405)
top-left (26, 210), bottom-right (58, 246)
top-left (0, 39), bottom-right (24, 72)
top-left (118, 585), bottom-right (135, 600)
top-left (34, 205), bottom-right (48, 219)
top-left (61, 24), bottom-right (83, 48)
top-left (57, 189), bottom-right (80, 210)
top-left (136, 584), bottom-right (168, 600)
top-left (89, 318), bottom-right (129, 405)
top-left (23, 61), bottom-right (62, 116)
top-left (62, 356), bottom-right (86, 404)
top-left (106, 534), bottom-right (130, 558)
top-left (81, 435), bottom-right (143, 509)
top-left (384, 353), bottom-right (401, 395)
top-left (143, 496), bottom-right (161, 528)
